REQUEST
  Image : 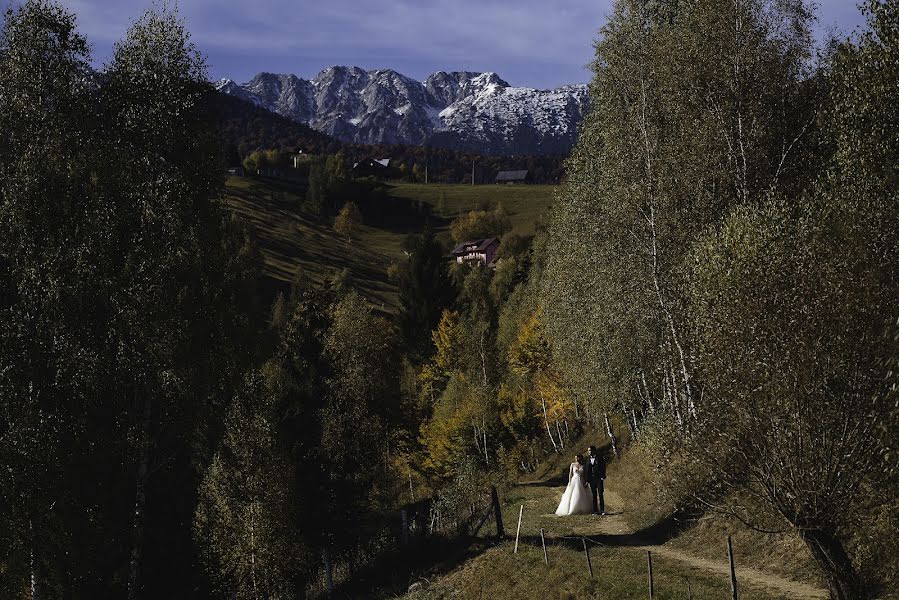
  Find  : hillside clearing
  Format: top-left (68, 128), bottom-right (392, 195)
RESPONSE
top-left (399, 471), bottom-right (828, 600)
top-left (223, 176), bottom-right (556, 309)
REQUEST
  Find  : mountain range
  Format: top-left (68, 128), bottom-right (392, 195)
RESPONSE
top-left (215, 67), bottom-right (589, 155)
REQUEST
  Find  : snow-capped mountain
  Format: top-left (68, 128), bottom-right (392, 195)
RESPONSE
top-left (215, 67), bottom-right (589, 155)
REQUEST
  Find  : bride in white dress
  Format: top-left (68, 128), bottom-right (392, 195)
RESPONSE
top-left (555, 453), bottom-right (593, 516)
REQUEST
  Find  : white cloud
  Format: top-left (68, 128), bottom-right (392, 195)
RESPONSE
top-left (52, 0), bottom-right (864, 88)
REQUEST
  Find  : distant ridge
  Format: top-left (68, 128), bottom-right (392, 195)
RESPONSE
top-left (216, 66), bottom-right (590, 156)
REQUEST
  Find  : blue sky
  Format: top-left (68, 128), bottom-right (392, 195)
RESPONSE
top-left (54, 0), bottom-right (867, 89)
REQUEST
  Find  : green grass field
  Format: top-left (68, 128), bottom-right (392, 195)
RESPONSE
top-left (223, 176), bottom-right (556, 310)
top-left (387, 182), bottom-right (557, 236)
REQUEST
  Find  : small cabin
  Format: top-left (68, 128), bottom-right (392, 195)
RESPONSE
top-left (495, 170), bottom-right (531, 184)
top-left (451, 238), bottom-right (500, 268)
top-left (291, 149), bottom-right (314, 168)
top-left (352, 158), bottom-right (391, 178)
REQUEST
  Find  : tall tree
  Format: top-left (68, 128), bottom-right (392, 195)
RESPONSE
top-left (544, 0), bottom-right (819, 426)
top-left (0, 2), bottom-right (96, 595)
top-left (1, 2), bottom-right (259, 597)
top-left (333, 201), bottom-right (363, 242)
top-left (195, 371), bottom-right (301, 600)
top-left (397, 230), bottom-right (454, 363)
top-left (98, 7), bottom-right (237, 596)
top-left (685, 193), bottom-right (897, 600)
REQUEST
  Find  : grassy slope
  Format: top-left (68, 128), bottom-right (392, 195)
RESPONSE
top-left (223, 176), bottom-right (557, 310)
top-left (386, 183), bottom-right (557, 237)
top-left (224, 175), bottom-right (399, 309)
top-left (403, 541), bottom-right (788, 600)
top-left (398, 430), bottom-right (829, 600)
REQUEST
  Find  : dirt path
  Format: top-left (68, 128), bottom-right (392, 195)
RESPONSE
top-left (522, 483), bottom-right (828, 600)
top-left (641, 545), bottom-right (827, 600)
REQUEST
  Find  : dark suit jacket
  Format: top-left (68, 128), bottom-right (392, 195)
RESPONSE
top-left (585, 456), bottom-right (606, 484)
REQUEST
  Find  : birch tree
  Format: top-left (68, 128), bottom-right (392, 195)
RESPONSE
top-left (195, 372), bottom-right (301, 600)
top-left (544, 0), bottom-right (819, 429)
top-left (684, 191), bottom-right (897, 600)
top-left (0, 2), bottom-right (95, 594)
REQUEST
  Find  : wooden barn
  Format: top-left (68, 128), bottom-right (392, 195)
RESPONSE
top-left (352, 158), bottom-right (392, 178)
top-left (494, 170), bottom-right (532, 184)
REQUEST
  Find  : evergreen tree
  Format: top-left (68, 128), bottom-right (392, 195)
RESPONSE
top-left (397, 230), bottom-right (454, 363)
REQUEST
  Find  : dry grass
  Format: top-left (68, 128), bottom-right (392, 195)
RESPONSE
top-left (399, 539), bottom-right (793, 600)
top-left (606, 432), bottom-right (824, 590)
top-left (223, 177), bottom-right (556, 311)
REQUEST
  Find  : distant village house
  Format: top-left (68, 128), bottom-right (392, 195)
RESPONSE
top-left (494, 170), bottom-right (532, 184)
top-left (451, 237), bottom-right (500, 268)
top-left (352, 157), bottom-right (391, 178)
top-left (291, 149), bottom-right (313, 168)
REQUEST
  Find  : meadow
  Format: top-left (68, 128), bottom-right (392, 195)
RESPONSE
top-left (223, 176), bottom-right (557, 310)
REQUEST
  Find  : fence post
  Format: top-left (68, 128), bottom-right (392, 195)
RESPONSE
top-left (514, 505), bottom-right (523, 553)
top-left (323, 548), bottom-right (334, 597)
top-left (401, 509), bottom-right (409, 546)
top-left (540, 528), bottom-right (548, 565)
top-left (727, 536), bottom-right (739, 600)
top-left (583, 537), bottom-right (594, 578)
top-left (647, 550), bottom-right (654, 599)
top-left (490, 486), bottom-right (504, 539)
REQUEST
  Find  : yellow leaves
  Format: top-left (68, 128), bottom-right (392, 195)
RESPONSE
top-left (431, 309), bottom-right (464, 375)
top-left (535, 371), bottom-right (572, 421)
top-left (497, 383), bottom-right (539, 439)
top-left (333, 201), bottom-right (362, 241)
top-left (509, 307), bottom-right (552, 376)
top-left (506, 307), bottom-right (574, 424)
top-left (418, 374), bottom-right (484, 479)
top-left (449, 204), bottom-right (512, 243)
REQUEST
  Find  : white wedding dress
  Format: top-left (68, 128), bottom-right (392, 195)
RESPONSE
top-left (555, 462), bottom-right (593, 516)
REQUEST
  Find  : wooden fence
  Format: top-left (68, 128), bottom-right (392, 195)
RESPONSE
top-left (314, 485), bottom-right (505, 597)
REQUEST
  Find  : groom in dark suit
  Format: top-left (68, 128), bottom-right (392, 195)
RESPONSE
top-left (584, 445), bottom-right (606, 515)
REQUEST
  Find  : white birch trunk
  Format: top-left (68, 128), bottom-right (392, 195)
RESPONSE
top-left (250, 503), bottom-right (258, 600)
top-left (127, 393), bottom-right (152, 600)
top-left (540, 392), bottom-right (559, 453)
top-left (604, 413), bottom-right (620, 458)
top-left (30, 519), bottom-right (39, 600)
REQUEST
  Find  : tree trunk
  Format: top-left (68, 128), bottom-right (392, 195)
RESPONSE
top-left (472, 421), bottom-right (483, 458)
top-left (479, 330), bottom-right (488, 386)
top-left (540, 392), bottom-right (559, 453)
top-left (800, 529), bottom-right (864, 600)
top-left (250, 503), bottom-right (258, 600)
top-left (482, 423), bottom-right (489, 465)
top-left (641, 371), bottom-right (655, 413)
top-left (604, 413), bottom-right (619, 458)
top-left (29, 519), bottom-right (40, 600)
top-left (128, 395), bottom-right (152, 600)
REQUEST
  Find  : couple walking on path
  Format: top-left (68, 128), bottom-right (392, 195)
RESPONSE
top-left (555, 445), bottom-right (607, 516)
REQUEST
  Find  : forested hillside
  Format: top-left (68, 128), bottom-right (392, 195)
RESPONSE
top-left (540, 1), bottom-right (899, 598)
top-left (216, 91), bottom-right (569, 184)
